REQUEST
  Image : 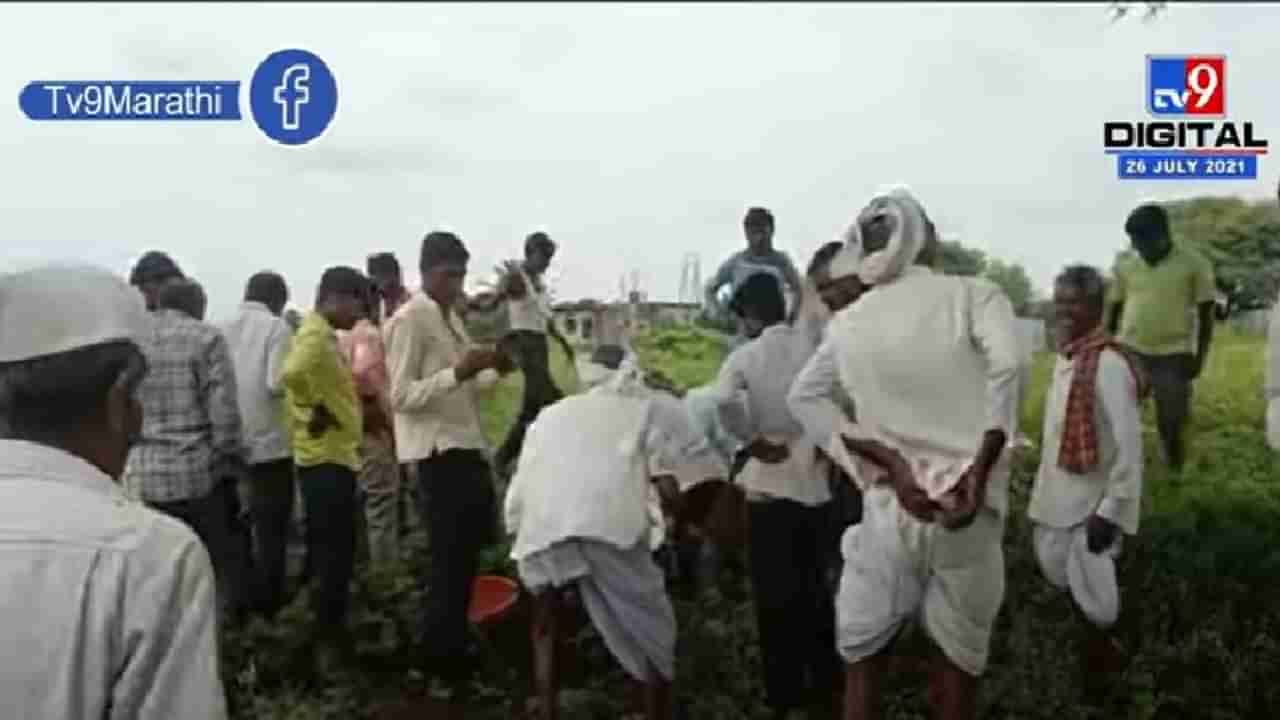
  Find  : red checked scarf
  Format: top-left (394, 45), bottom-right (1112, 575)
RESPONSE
top-left (1058, 328), bottom-right (1150, 474)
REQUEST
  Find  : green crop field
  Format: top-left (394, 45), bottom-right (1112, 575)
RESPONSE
top-left (222, 328), bottom-right (1279, 719)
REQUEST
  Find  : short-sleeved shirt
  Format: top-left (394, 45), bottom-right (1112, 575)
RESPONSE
top-left (706, 249), bottom-right (803, 311)
top-left (1109, 243), bottom-right (1215, 356)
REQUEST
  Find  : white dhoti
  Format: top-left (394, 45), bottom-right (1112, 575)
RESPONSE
top-left (1032, 523), bottom-right (1122, 628)
top-left (836, 485), bottom-right (1005, 677)
top-left (518, 538), bottom-right (677, 682)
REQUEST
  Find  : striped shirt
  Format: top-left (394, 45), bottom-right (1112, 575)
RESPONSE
top-left (125, 310), bottom-right (245, 503)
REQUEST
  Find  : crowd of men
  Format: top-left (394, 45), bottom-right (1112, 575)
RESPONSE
top-left (1, 185), bottom-right (1268, 720)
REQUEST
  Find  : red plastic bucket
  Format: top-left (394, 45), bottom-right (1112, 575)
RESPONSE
top-left (468, 574), bottom-right (519, 627)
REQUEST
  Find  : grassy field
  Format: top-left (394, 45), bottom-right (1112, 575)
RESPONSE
top-left (224, 327), bottom-right (1279, 719)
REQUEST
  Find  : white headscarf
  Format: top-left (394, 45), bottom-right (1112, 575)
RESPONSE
top-left (841, 185), bottom-right (931, 286)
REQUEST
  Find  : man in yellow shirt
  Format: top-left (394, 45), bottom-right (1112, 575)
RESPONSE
top-left (1107, 204), bottom-right (1216, 473)
top-left (282, 266), bottom-right (366, 672)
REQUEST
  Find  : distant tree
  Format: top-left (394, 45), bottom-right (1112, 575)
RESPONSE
top-left (983, 258), bottom-right (1036, 316)
top-left (936, 240), bottom-right (986, 277)
top-left (1158, 196), bottom-right (1280, 314)
top-left (935, 238), bottom-right (1037, 316)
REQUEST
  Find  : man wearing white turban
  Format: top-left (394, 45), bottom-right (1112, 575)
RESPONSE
top-left (0, 265), bottom-right (227, 719)
top-left (789, 188), bottom-right (1026, 720)
top-left (505, 344), bottom-right (726, 720)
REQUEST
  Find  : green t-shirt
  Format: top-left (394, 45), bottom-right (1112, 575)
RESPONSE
top-left (1109, 243), bottom-right (1215, 356)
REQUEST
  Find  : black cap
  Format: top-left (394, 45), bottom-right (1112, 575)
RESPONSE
top-left (129, 251), bottom-right (184, 286)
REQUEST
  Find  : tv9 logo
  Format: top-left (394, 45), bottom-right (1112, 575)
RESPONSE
top-left (1147, 55), bottom-right (1225, 117)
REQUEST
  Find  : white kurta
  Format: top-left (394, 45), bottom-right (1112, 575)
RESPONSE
top-left (787, 266), bottom-right (1025, 677)
top-left (0, 440), bottom-right (227, 720)
top-left (1029, 349), bottom-right (1144, 535)
top-left (790, 267), bottom-right (1025, 512)
top-left (710, 323), bottom-right (830, 506)
top-left (1029, 348), bottom-right (1144, 628)
top-left (504, 387), bottom-right (727, 562)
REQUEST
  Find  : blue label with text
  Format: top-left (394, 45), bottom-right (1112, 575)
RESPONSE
top-left (18, 82), bottom-right (241, 120)
top-left (1116, 154), bottom-right (1256, 180)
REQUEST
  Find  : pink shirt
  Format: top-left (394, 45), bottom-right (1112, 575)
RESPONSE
top-left (338, 319), bottom-right (389, 401)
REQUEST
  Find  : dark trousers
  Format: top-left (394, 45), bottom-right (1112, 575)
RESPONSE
top-left (153, 480), bottom-right (249, 615)
top-left (248, 459), bottom-right (295, 615)
top-left (494, 331), bottom-right (564, 472)
top-left (297, 464), bottom-right (357, 645)
top-left (415, 449), bottom-right (497, 679)
top-left (1138, 352), bottom-right (1195, 470)
top-left (747, 498), bottom-right (842, 713)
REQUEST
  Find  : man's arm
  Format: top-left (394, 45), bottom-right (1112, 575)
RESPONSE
top-left (787, 338), bottom-right (847, 455)
top-left (707, 350), bottom-right (753, 443)
top-left (1193, 302), bottom-right (1215, 377)
top-left (1191, 255), bottom-right (1217, 377)
top-left (282, 329), bottom-right (322, 409)
top-left (1106, 266), bottom-right (1126, 336)
top-left (264, 321), bottom-right (292, 397)
top-left (779, 252), bottom-right (805, 323)
top-left (703, 256), bottom-right (736, 317)
top-left (384, 313), bottom-right (465, 413)
top-left (969, 280), bottom-right (1026, 449)
top-left (646, 394), bottom-right (729, 491)
top-left (112, 538), bottom-right (227, 720)
top-left (1094, 352), bottom-right (1144, 535)
top-left (201, 332), bottom-right (245, 479)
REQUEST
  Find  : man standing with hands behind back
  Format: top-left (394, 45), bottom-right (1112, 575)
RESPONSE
top-left (281, 266), bottom-right (368, 673)
top-left (384, 230), bottom-right (514, 699)
top-left (1107, 203), bottom-right (1215, 474)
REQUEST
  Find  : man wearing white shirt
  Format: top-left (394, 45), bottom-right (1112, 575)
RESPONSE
top-left (384, 230), bottom-right (514, 697)
top-left (505, 345), bottom-right (726, 720)
top-left (221, 271), bottom-right (295, 617)
top-left (1030, 265), bottom-right (1147, 699)
top-left (788, 188), bottom-right (1025, 720)
top-left (709, 272), bottom-right (840, 719)
top-left (0, 264), bottom-right (226, 719)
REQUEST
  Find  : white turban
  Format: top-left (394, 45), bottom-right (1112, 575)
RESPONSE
top-left (0, 264), bottom-right (148, 363)
top-left (841, 186), bottom-right (931, 286)
top-left (827, 243), bottom-right (863, 281)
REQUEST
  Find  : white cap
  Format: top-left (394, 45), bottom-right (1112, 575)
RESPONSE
top-left (0, 264), bottom-right (149, 363)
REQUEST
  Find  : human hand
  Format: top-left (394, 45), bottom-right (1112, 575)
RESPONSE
top-left (456, 347), bottom-right (502, 382)
top-left (882, 456), bottom-right (939, 523)
top-left (308, 404), bottom-right (339, 438)
top-left (493, 346), bottom-right (517, 375)
top-left (938, 464), bottom-right (990, 531)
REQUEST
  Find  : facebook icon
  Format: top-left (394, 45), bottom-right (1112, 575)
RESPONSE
top-left (250, 49), bottom-right (336, 145)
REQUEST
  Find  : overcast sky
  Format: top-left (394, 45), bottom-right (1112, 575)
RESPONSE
top-left (2, 2), bottom-right (1277, 322)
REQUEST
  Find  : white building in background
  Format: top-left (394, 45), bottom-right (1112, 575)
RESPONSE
top-left (553, 292), bottom-right (701, 348)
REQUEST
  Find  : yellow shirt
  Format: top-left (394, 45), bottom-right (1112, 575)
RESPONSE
top-left (282, 312), bottom-right (362, 471)
top-left (1109, 243), bottom-right (1215, 356)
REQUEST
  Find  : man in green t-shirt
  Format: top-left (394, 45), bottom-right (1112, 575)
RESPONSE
top-left (1106, 204), bottom-right (1216, 473)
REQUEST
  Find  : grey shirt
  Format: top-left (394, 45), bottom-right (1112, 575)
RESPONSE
top-left (704, 248), bottom-right (803, 318)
